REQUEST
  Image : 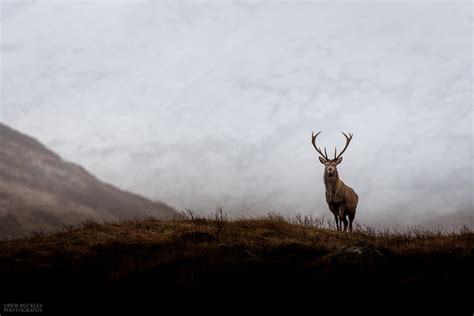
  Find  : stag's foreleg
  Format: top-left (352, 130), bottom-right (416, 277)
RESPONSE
top-left (339, 206), bottom-right (348, 231)
top-left (348, 211), bottom-right (355, 232)
top-left (329, 204), bottom-right (340, 230)
top-left (340, 216), bottom-right (348, 231)
top-left (333, 214), bottom-right (340, 230)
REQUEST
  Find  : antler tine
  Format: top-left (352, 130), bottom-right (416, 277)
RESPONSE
top-left (334, 147), bottom-right (337, 160)
top-left (311, 131), bottom-right (328, 160)
top-left (335, 132), bottom-right (353, 159)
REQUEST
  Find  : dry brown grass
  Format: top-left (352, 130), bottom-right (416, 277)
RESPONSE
top-left (1, 212), bottom-right (471, 270)
top-left (0, 211), bottom-right (472, 313)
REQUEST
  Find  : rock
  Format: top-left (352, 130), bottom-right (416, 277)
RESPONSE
top-left (312, 242), bottom-right (390, 275)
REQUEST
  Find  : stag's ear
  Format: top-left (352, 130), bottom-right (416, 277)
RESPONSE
top-left (335, 157), bottom-right (343, 164)
top-left (319, 156), bottom-right (327, 164)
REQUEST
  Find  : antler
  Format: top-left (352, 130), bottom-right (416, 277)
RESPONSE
top-left (311, 131), bottom-right (329, 160)
top-left (334, 132), bottom-right (353, 159)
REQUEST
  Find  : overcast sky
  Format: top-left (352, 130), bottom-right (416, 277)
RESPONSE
top-left (1, 1), bottom-right (472, 227)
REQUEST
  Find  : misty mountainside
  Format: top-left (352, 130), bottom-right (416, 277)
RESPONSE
top-left (0, 123), bottom-right (176, 236)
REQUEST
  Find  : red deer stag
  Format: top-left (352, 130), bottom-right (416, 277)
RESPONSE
top-left (311, 131), bottom-right (358, 232)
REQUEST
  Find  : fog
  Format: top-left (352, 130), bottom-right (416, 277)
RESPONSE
top-left (1, 1), bottom-right (472, 227)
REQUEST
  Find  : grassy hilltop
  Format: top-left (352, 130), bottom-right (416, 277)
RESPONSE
top-left (0, 212), bottom-right (472, 312)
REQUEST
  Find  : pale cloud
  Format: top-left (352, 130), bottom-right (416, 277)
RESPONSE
top-left (1, 1), bottom-right (472, 227)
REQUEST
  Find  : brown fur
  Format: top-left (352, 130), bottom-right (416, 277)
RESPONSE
top-left (323, 164), bottom-right (358, 231)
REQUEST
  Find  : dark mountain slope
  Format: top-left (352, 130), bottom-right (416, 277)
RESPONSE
top-left (0, 123), bottom-right (176, 236)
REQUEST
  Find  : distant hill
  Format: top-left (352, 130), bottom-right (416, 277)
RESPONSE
top-left (0, 123), bottom-right (176, 236)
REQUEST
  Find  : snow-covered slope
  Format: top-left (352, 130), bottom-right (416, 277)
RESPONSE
top-left (1, 2), bottom-right (472, 226)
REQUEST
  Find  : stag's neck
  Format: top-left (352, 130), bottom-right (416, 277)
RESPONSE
top-left (324, 170), bottom-right (339, 193)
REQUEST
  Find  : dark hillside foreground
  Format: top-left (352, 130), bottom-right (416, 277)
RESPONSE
top-left (0, 213), bottom-right (472, 314)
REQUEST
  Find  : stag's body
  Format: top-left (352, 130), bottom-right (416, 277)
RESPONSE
top-left (323, 165), bottom-right (358, 231)
top-left (311, 131), bottom-right (358, 231)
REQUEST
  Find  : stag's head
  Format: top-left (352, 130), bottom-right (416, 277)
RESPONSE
top-left (311, 131), bottom-right (353, 177)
